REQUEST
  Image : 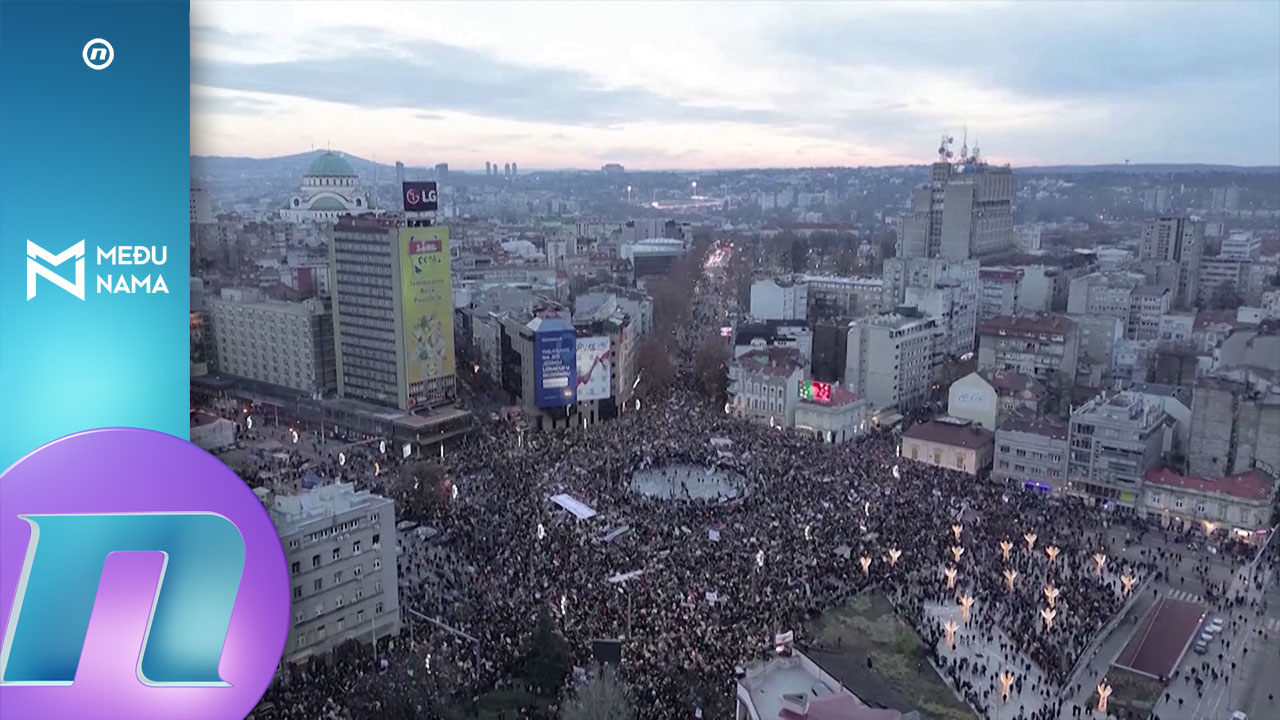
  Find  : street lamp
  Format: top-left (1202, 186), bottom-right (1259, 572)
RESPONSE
top-left (859, 556), bottom-right (871, 575)
top-left (1003, 568), bottom-right (1018, 592)
top-left (1045, 545), bottom-right (1060, 564)
top-left (1093, 552), bottom-right (1107, 576)
top-left (1121, 573), bottom-right (1136, 595)
top-left (943, 566), bottom-right (957, 589)
top-left (999, 539), bottom-right (1013, 561)
top-left (943, 619), bottom-right (958, 648)
top-left (999, 670), bottom-right (1014, 702)
top-left (951, 524), bottom-right (963, 542)
top-left (537, 523), bottom-right (546, 541)
top-left (1097, 681), bottom-right (1112, 714)
top-left (887, 548), bottom-right (902, 566)
top-left (290, 429), bottom-right (299, 444)
top-left (1044, 585), bottom-right (1059, 608)
top-left (1024, 532), bottom-right (1037, 551)
top-left (1040, 607), bottom-right (1056, 629)
top-left (246, 416), bottom-right (254, 430)
top-left (951, 545), bottom-right (965, 563)
top-left (959, 594), bottom-right (974, 622)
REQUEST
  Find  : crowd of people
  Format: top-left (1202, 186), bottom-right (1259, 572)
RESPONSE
top-left (222, 385), bottom-right (1188, 720)
top-left (209, 248), bottom-right (1269, 720)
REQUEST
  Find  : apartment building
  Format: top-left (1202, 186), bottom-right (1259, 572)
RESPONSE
top-left (845, 310), bottom-right (939, 411)
top-left (1067, 392), bottom-right (1169, 506)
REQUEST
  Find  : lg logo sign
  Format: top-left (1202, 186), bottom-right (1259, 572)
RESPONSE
top-left (82, 38), bottom-right (113, 70)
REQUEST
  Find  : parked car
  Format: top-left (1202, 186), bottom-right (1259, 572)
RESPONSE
top-left (1194, 640), bottom-right (1209, 654)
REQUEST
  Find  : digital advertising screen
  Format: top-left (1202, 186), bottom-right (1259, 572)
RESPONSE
top-left (532, 321), bottom-right (577, 408)
top-left (575, 335), bottom-right (612, 401)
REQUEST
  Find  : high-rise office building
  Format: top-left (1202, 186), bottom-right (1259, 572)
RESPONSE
top-left (484, 161), bottom-right (491, 176)
top-left (329, 216), bottom-right (457, 410)
top-left (435, 162), bottom-right (449, 185)
top-left (897, 142), bottom-right (1015, 260)
top-left (503, 162), bottom-right (511, 177)
top-left (511, 162), bottom-right (518, 176)
top-left (1138, 216), bottom-right (1203, 309)
top-left (190, 187), bottom-right (213, 224)
top-left (394, 161), bottom-right (405, 189)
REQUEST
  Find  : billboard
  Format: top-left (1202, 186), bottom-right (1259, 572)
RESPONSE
top-left (399, 227), bottom-right (455, 389)
top-left (533, 319), bottom-right (577, 408)
top-left (575, 336), bottom-right (612, 401)
top-left (402, 181), bottom-right (439, 212)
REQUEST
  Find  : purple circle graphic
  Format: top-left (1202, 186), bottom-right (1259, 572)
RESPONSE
top-left (0, 428), bottom-right (290, 720)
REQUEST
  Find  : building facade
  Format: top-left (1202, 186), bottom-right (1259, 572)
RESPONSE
top-left (269, 483), bottom-right (401, 663)
top-left (1067, 392), bottom-right (1168, 506)
top-left (995, 419), bottom-right (1070, 491)
top-left (803, 274), bottom-right (884, 320)
top-left (793, 384), bottom-right (872, 443)
top-left (1141, 468), bottom-right (1275, 540)
top-left (902, 417), bottom-right (996, 476)
top-left (896, 156), bottom-right (1015, 260)
top-left (208, 288), bottom-right (336, 395)
top-left (978, 267), bottom-right (1023, 320)
top-left (728, 348), bottom-right (807, 429)
top-left (1138, 216), bottom-right (1204, 309)
top-left (845, 311), bottom-right (939, 411)
top-left (749, 277), bottom-right (809, 321)
top-left (976, 314), bottom-right (1079, 390)
top-left (330, 216), bottom-right (457, 410)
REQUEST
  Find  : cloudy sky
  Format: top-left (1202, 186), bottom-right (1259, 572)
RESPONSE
top-left (191, 1), bottom-right (1280, 170)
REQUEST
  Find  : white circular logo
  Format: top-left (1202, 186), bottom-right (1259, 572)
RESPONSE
top-left (83, 38), bottom-right (114, 70)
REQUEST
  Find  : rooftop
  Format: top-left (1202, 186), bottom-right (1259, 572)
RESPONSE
top-left (736, 347), bottom-right (807, 377)
top-left (1143, 468), bottom-right (1276, 503)
top-left (855, 311), bottom-right (935, 332)
top-left (903, 418), bottom-right (995, 449)
top-left (306, 151), bottom-right (357, 178)
top-left (979, 267), bottom-right (1024, 281)
top-left (997, 417), bottom-right (1069, 440)
top-left (981, 369), bottom-right (1046, 397)
top-left (978, 313), bottom-right (1075, 339)
top-left (270, 482), bottom-right (389, 526)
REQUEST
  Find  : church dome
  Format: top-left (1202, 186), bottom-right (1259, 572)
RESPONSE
top-left (309, 197), bottom-right (350, 211)
top-left (306, 152), bottom-right (356, 177)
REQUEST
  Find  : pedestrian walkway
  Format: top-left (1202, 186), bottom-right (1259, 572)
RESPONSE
top-left (1166, 588), bottom-right (1206, 605)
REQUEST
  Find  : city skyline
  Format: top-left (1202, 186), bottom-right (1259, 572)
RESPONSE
top-left (192, 1), bottom-right (1280, 171)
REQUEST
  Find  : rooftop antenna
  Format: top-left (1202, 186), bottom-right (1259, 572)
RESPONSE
top-left (960, 126), bottom-right (969, 161)
top-left (972, 134), bottom-right (980, 162)
top-left (937, 133), bottom-right (954, 161)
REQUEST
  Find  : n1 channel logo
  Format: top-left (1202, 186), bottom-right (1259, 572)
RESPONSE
top-left (0, 428), bottom-right (290, 719)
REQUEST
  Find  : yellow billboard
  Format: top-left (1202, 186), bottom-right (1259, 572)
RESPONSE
top-left (399, 226), bottom-right (455, 387)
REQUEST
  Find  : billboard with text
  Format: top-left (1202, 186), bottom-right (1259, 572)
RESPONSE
top-left (575, 336), bottom-right (611, 401)
top-left (533, 320), bottom-right (577, 408)
top-left (399, 227), bottom-right (454, 389)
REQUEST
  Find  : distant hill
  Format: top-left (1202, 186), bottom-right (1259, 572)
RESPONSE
top-left (1015, 163), bottom-right (1279, 175)
top-left (192, 150), bottom-right (410, 183)
top-left (191, 151), bottom-right (1279, 178)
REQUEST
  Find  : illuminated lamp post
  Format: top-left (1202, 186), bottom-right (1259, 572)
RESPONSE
top-left (999, 670), bottom-right (1014, 702)
top-left (1003, 568), bottom-right (1018, 592)
top-left (951, 523), bottom-right (963, 541)
top-left (943, 566), bottom-right (957, 589)
top-left (1040, 607), bottom-right (1056, 630)
top-left (1043, 585), bottom-right (1059, 608)
top-left (859, 555), bottom-right (871, 576)
top-left (951, 545), bottom-right (965, 563)
top-left (887, 548), bottom-right (902, 566)
top-left (999, 539), bottom-right (1013, 561)
top-left (959, 593), bottom-right (974, 622)
top-left (1093, 552), bottom-right (1107, 576)
top-left (536, 523), bottom-right (546, 541)
top-left (1121, 573), bottom-right (1136, 596)
top-left (1024, 532), bottom-right (1037, 551)
top-left (943, 619), bottom-right (958, 648)
top-left (1045, 545), bottom-right (1060, 564)
top-left (1097, 681), bottom-right (1112, 714)
top-left (374, 461), bottom-right (381, 476)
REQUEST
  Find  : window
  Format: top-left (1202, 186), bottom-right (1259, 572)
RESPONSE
top-left (312, 554), bottom-right (321, 568)
top-left (373, 558), bottom-right (382, 570)
top-left (334, 570), bottom-right (343, 584)
top-left (292, 585), bottom-right (302, 600)
top-left (336, 617), bottom-right (345, 633)
top-left (335, 595), bottom-right (344, 608)
top-left (332, 548), bottom-right (341, 561)
top-left (295, 611), bottom-right (304, 625)
top-left (313, 578), bottom-right (323, 592)
top-left (372, 534), bottom-right (380, 548)
top-left (353, 565), bottom-right (363, 577)
top-left (291, 561), bottom-right (300, 575)
top-left (314, 603), bottom-right (324, 617)
top-left (375, 602), bottom-right (384, 614)
top-left (353, 540), bottom-right (362, 555)
top-left (356, 609), bottom-right (365, 622)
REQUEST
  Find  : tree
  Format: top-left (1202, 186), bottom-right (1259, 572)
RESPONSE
top-left (693, 335), bottom-right (730, 403)
top-left (561, 666), bottom-right (636, 720)
top-left (1208, 280), bottom-right (1243, 310)
top-left (522, 608), bottom-right (570, 699)
top-left (636, 336), bottom-right (674, 395)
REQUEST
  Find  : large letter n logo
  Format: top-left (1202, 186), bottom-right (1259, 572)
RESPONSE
top-left (0, 513), bottom-right (246, 686)
top-left (26, 240), bottom-right (85, 300)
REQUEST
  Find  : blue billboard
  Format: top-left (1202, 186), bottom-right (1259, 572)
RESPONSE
top-left (531, 318), bottom-right (577, 408)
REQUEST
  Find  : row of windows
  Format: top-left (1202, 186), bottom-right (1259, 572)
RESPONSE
top-left (291, 601), bottom-right (388, 651)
